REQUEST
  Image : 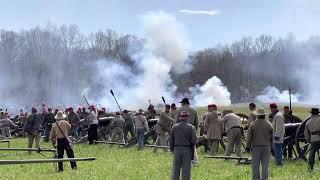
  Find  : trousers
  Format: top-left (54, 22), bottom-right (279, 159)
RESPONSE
top-left (252, 146), bottom-right (271, 180)
top-left (225, 128), bottom-right (242, 157)
top-left (171, 149), bottom-right (192, 180)
top-left (57, 138), bottom-right (77, 171)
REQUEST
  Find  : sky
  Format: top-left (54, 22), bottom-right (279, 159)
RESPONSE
top-left (0, 0), bottom-right (319, 50)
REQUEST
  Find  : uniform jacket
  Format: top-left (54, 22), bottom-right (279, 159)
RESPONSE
top-left (111, 116), bottom-right (125, 129)
top-left (0, 118), bottom-right (17, 127)
top-left (133, 114), bottom-right (149, 131)
top-left (246, 117), bottom-right (273, 148)
top-left (156, 111), bottom-right (175, 134)
top-left (86, 111), bottom-right (99, 126)
top-left (23, 113), bottom-right (42, 135)
top-left (304, 115), bottom-right (320, 143)
top-left (43, 113), bottom-right (55, 126)
top-left (122, 113), bottom-right (133, 126)
top-left (221, 113), bottom-right (242, 132)
top-left (67, 112), bottom-right (80, 127)
top-left (170, 109), bottom-right (178, 119)
top-left (169, 121), bottom-right (197, 151)
top-left (175, 105), bottom-right (199, 130)
top-left (248, 110), bottom-right (256, 125)
top-left (203, 111), bottom-right (221, 140)
top-left (50, 120), bottom-right (71, 142)
top-left (272, 111), bottom-right (285, 143)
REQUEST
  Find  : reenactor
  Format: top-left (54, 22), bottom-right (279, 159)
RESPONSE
top-left (67, 107), bottom-right (80, 140)
top-left (79, 107), bottom-right (89, 119)
top-left (247, 103), bottom-right (257, 126)
top-left (220, 110), bottom-right (242, 157)
top-left (169, 111), bottom-right (197, 180)
top-left (133, 109), bottom-right (149, 150)
top-left (175, 98), bottom-right (198, 131)
top-left (50, 111), bottom-right (77, 172)
top-left (86, 105), bottom-right (99, 145)
top-left (304, 108), bottom-right (320, 171)
top-left (154, 105), bottom-right (175, 152)
top-left (283, 106), bottom-right (302, 124)
top-left (175, 98), bottom-right (199, 165)
top-left (246, 108), bottom-right (273, 180)
top-left (282, 106), bottom-right (301, 159)
top-left (42, 108), bottom-right (55, 142)
top-left (270, 103), bottom-right (285, 166)
top-left (203, 104), bottom-right (221, 156)
top-left (110, 112), bottom-right (125, 143)
top-left (144, 104), bottom-right (158, 121)
top-left (170, 103), bottom-right (178, 119)
top-left (22, 107), bottom-right (42, 154)
top-left (0, 113), bottom-right (18, 138)
top-left (122, 110), bottom-right (135, 143)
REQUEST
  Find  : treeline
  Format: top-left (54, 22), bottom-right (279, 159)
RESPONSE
top-left (0, 24), bottom-right (318, 104)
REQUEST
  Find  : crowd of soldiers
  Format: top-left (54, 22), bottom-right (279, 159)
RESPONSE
top-left (1, 98), bottom-right (320, 179)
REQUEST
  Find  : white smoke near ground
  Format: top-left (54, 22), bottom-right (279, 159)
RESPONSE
top-left (190, 76), bottom-right (231, 106)
top-left (256, 86), bottom-right (300, 103)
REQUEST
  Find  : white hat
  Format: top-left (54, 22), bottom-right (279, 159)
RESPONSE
top-left (254, 108), bottom-right (267, 116)
top-left (55, 111), bottom-right (66, 120)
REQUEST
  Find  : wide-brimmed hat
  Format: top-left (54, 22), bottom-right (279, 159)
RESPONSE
top-left (55, 111), bottom-right (66, 120)
top-left (310, 108), bottom-right (320, 115)
top-left (179, 98), bottom-right (190, 105)
top-left (254, 108), bottom-right (267, 116)
top-left (138, 109), bottom-right (144, 114)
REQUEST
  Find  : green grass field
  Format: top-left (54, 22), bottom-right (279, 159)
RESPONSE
top-left (0, 105), bottom-right (319, 180)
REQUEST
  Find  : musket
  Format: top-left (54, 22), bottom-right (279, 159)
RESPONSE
top-left (148, 100), bottom-right (151, 106)
top-left (110, 90), bottom-right (122, 113)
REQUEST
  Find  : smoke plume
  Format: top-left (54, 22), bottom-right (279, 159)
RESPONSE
top-left (190, 76), bottom-right (231, 106)
top-left (256, 86), bottom-right (300, 103)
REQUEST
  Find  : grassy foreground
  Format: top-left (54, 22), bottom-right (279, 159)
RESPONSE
top-left (0, 105), bottom-right (318, 180)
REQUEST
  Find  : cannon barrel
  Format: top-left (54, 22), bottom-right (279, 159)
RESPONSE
top-left (0, 157), bottom-right (96, 165)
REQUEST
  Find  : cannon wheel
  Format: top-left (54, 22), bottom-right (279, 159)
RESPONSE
top-left (295, 117), bottom-right (311, 161)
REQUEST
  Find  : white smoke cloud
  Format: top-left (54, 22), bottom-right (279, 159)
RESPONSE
top-left (190, 76), bottom-right (231, 106)
top-left (179, 9), bottom-right (221, 16)
top-left (95, 11), bottom-right (191, 110)
top-left (94, 11), bottom-right (231, 110)
top-left (256, 86), bottom-right (300, 103)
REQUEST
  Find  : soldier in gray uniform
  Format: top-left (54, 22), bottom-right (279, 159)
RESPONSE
top-left (220, 110), bottom-right (243, 157)
top-left (0, 113), bottom-right (18, 138)
top-left (122, 110), bottom-right (135, 143)
top-left (304, 108), bottom-right (320, 171)
top-left (154, 105), bottom-right (175, 152)
top-left (110, 112), bottom-right (125, 143)
top-left (23, 107), bottom-right (42, 154)
top-left (175, 98), bottom-right (198, 131)
top-left (246, 108), bottom-right (273, 180)
top-left (203, 104), bottom-right (221, 156)
top-left (169, 111), bottom-right (197, 180)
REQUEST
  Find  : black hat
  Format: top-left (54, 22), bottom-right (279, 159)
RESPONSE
top-left (165, 105), bottom-right (171, 109)
top-left (179, 98), bottom-right (190, 105)
top-left (249, 103), bottom-right (256, 108)
top-left (310, 108), bottom-right (320, 115)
